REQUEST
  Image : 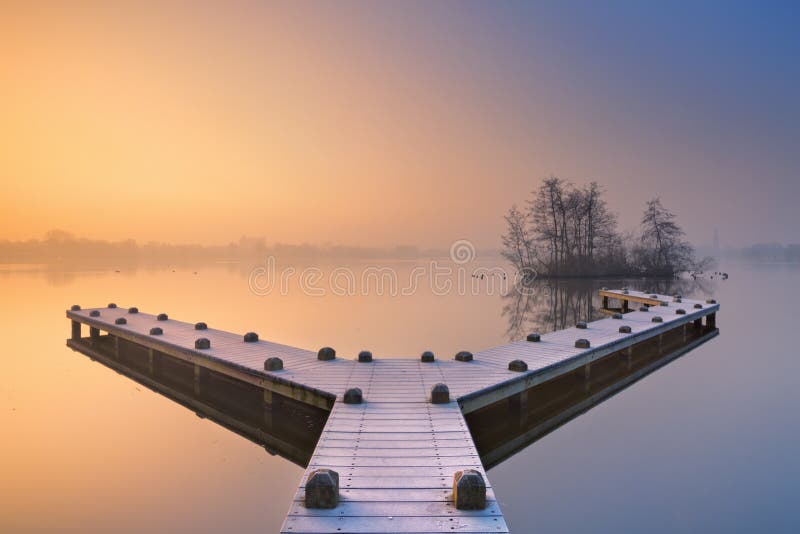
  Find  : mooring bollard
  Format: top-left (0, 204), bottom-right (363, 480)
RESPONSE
top-left (264, 357), bottom-right (283, 371)
top-left (650, 294), bottom-right (658, 299)
top-left (108, 303), bottom-right (117, 308)
top-left (576, 321), bottom-right (587, 329)
top-left (89, 310), bottom-right (100, 317)
top-left (660, 301), bottom-right (668, 306)
top-left (431, 383), bottom-right (450, 403)
top-left (706, 299), bottom-right (717, 304)
top-left (575, 339), bottom-right (590, 349)
top-left (318, 347), bottom-right (336, 361)
top-left (455, 351), bottom-right (473, 362)
top-left (157, 313), bottom-right (168, 321)
top-left (305, 469), bottom-right (339, 509)
top-left (612, 313), bottom-right (623, 319)
top-left (357, 350), bottom-right (373, 363)
top-left (128, 307), bottom-right (138, 314)
top-left (420, 351), bottom-right (435, 362)
top-left (243, 332), bottom-right (259, 342)
top-left (195, 322), bottom-right (208, 330)
top-left (639, 306), bottom-right (649, 312)
top-left (508, 359), bottom-right (528, 372)
top-left (676, 308), bottom-right (686, 315)
top-left (694, 303), bottom-right (703, 309)
top-left (343, 388), bottom-right (362, 404)
top-left (71, 304), bottom-right (81, 311)
top-left (115, 317), bottom-right (127, 325)
top-left (149, 327), bottom-right (163, 335)
top-left (674, 297), bottom-right (682, 303)
top-left (453, 469), bottom-right (486, 510)
top-left (619, 325), bottom-right (632, 334)
top-left (652, 316), bottom-right (663, 323)
top-left (195, 338), bottom-right (210, 349)
top-left (526, 333), bottom-right (541, 342)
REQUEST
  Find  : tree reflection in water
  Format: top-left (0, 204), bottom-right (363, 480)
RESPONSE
top-left (502, 277), bottom-right (716, 340)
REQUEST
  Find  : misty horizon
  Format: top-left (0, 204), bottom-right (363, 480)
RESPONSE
top-left (0, 228), bottom-right (797, 264)
top-left (3, 3), bottom-right (798, 250)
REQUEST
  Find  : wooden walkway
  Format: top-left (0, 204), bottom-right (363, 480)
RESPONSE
top-left (66, 288), bottom-right (718, 533)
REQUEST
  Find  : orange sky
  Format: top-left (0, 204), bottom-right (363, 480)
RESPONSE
top-left (2, 2), bottom-right (798, 248)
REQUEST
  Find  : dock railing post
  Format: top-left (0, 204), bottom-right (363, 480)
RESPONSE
top-left (453, 469), bottom-right (487, 510)
top-left (71, 320), bottom-right (81, 341)
top-left (305, 469), bottom-right (339, 509)
top-left (89, 326), bottom-right (100, 345)
top-left (584, 362), bottom-right (591, 392)
top-left (193, 365), bottom-right (201, 397)
top-left (263, 389), bottom-right (273, 431)
top-left (509, 392), bottom-right (528, 427)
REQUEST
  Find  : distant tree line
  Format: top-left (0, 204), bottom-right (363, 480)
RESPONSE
top-left (0, 230), bottom-right (446, 263)
top-left (736, 243), bottom-right (800, 263)
top-left (502, 177), bottom-right (706, 278)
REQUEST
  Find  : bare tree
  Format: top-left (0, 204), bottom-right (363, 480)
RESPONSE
top-left (503, 180), bottom-right (699, 278)
top-left (501, 205), bottom-right (538, 274)
top-left (528, 177), bottom-right (567, 273)
top-left (639, 198), bottom-right (695, 275)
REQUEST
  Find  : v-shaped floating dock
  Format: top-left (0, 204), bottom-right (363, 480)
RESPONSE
top-left (66, 289), bottom-right (718, 533)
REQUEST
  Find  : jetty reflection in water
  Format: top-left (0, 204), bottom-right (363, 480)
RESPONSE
top-left (482, 278), bottom-right (718, 467)
top-left (67, 277), bottom-right (717, 475)
top-left (468, 325), bottom-right (718, 468)
top-left (68, 335), bottom-right (326, 467)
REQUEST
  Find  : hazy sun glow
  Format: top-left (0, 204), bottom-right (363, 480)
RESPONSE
top-left (2, 2), bottom-right (798, 248)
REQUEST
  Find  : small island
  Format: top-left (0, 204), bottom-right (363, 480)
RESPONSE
top-left (502, 177), bottom-right (710, 279)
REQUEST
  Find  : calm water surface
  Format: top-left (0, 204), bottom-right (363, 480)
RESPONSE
top-left (1, 261), bottom-right (798, 532)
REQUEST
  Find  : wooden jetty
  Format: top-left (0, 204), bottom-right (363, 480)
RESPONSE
top-left (66, 288), bottom-right (718, 533)
top-left (468, 326), bottom-right (720, 469)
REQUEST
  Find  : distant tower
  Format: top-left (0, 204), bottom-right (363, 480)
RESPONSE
top-left (712, 228), bottom-right (720, 251)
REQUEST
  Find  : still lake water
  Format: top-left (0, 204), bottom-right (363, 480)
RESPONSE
top-left (1, 260), bottom-right (798, 533)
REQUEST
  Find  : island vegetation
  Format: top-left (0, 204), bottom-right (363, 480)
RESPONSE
top-left (502, 177), bottom-right (709, 278)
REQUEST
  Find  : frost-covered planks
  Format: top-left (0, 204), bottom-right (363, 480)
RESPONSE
top-left (599, 288), bottom-right (663, 307)
top-left (66, 306), bottom-right (339, 409)
top-left (67, 306), bottom-right (319, 369)
top-left (456, 292), bottom-right (719, 410)
top-left (470, 291), bottom-right (714, 372)
top-left (68, 289), bottom-right (717, 534)
top-left (282, 400), bottom-right (508, 533)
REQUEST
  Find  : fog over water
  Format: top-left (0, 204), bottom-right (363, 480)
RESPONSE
top-left (2, 259), bottom-right (798, 532)
top-left (3, 2), bottom-right (799, 531)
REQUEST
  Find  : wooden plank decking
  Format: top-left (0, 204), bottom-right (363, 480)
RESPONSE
top-left (66, 289), bottom-right (718, 533)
